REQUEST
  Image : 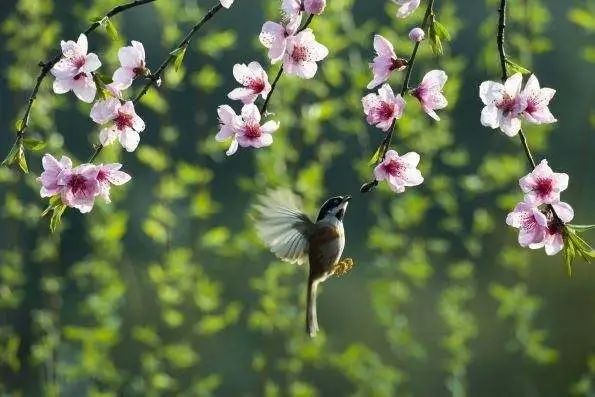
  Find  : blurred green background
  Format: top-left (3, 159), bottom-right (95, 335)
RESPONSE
top-left (1, 0), bottom-right (595, 396)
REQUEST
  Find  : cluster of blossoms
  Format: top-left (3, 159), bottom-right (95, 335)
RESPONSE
top-left (479, 73), bottom-right (569, 255)
top-left (38, 154), bottom-right (130, 213)
top-left (362, 6), bottom-right (448, 194)
top-left (41, 33), bottom-right (151, 213)
top-left (215, 0), bottom-right (328, 156)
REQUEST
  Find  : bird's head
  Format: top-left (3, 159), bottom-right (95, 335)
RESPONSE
top-left (316, 195), bottom-right (352, 223)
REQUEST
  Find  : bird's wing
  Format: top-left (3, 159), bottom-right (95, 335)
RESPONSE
top-left (253, 189), bottom-right (314, 265)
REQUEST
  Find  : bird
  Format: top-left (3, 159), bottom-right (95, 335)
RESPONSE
top-left (253, 189), bottom-right (353, 337)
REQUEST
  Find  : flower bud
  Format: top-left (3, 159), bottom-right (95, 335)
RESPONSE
top-left (304, 0), bottom-right (326, 15)
top-left (408, 27), bottom-right (425, 42)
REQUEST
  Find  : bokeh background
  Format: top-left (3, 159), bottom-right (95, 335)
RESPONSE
top-left (1, 0), bottom-right (595, 396)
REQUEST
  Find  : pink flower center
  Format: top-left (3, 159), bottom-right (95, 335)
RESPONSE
top-left (382, 159), bottom-right (404, 177)
top-left (374, 101), bottom-right (395, 121)
top-left (291, 45), bottom-right (309, 62)
top-left (73, 56), bottom-right (86, 69)
top-left (248, 78), bottom-right (265, 93)
top-left (411, 86), bottom-right (425, 101)
top-left (521, 213), bottom-right (540, 231)
top-left (133, 61), bottom-right (146, 77)
top-left (534, 177), bottom-right (553, 199)
top-left (68, 174), bottom-right (89, 196)
top-left (390, 57), bottom-right (407, 71)
top-left (97, 170), bottom-right (107, 182)
top-left (114, 111), bottom-right (134, 130)
top-left (244, 124), bottom-right (261, 140)
top-left (498, 94), bottom-right (518, 116)
top-left (73, 72), bottom-right (87, 80)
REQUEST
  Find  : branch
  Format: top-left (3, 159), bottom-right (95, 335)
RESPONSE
top-left (88, 2), bottom-right (225, 163)
top-left (12, 0), bottom-right (157, 144)
top-left (259, 13), bottom-right (315, 116)
top-left (361, 0), bottom-right (435, 193)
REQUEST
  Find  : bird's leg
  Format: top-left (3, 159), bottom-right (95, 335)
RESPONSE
top-left (332, 258), bottom-right (354, 277)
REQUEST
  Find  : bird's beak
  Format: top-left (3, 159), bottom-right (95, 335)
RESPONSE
top-left (342, 195), bottom-right (352, 203)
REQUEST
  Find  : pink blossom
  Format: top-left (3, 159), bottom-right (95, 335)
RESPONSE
top-left (58, 164), bottom-right (100, 213)
top-left (479, 73), bottom-right (524, 137)
top-left (367, 35), bottom-right (407, 90)
top-left (90, 99), bottom-right (145, 152)
top-left (519, 159), bottom-right (569, 205)
top-left (409, 27), bottom-right (425, 42)
top-left (305, 0), bottom-right (326, 14)
top-left (411, 70), bottom-right (448, 121)
top-left (215, 105), bottom-right (239, 156)
top-left (220, 0), bottom-right (234, 8)
top-left (50, 34), bottom-right (101, 103)
top-left (112, 41), bottom-right (147, 89)
top-left (96, 163), bottom-right (132, 203)
top-left (38, 154), bottom-right (73, 198)
top-left (282, 0), bottom-right (304, 18)
top-left (373, 150), bottom-right (424, 193)
top-left (505, 201), bottom-right (548, 247)
top-left (259, 16), bottom-right (301, 64)
top-left (519, 74), bottom-right (557, 124)
top-left (233, 104), bottom-right (279, 150)
top-left (228, 62), bottom-right (271, 104)
top-left (362, 84), bottom-right (406, 132)
top-left (538, 223), bottom-right (565, 256)
top-left (283, 29), bottom-right (329, 79)
top-left (393, 0), bottom-right (421, 18)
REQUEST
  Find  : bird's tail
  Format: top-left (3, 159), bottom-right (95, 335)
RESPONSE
top-left (306, 278), bottom-right (319, 338)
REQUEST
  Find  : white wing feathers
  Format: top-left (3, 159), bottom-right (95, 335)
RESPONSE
top-left (253, 189), bottom-right (314, 265)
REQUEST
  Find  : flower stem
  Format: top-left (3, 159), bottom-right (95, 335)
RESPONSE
top-left (9, 0), bottom-right (157, 156)
top-left (361, 0), bottom-right (435, 193)
top-left (88, 1), bottom-right (226, 163)
top-left (259, 13), bottom-right (316, 116)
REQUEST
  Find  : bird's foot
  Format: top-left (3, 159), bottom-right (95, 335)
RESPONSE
top-left (333, 258), bottom-right (354, 277)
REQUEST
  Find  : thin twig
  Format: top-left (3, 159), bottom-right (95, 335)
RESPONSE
top-left (88, 2), bottom-right (225, 162)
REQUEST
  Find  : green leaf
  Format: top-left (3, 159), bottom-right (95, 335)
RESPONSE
top-left (50, 204), bottom-right (67, 233)
top-left (505, 59), bottom-right (531, 75)
top-left (171, 45), bottom-right (187, 72)
top-left (1, 142), bottom-right (19, 167)
top-left (568, 224), bottom-right (595, 232)
top-left (89, 16), bottom-right (105, 23)
top-left (15, 119), bottom-right (24, 132)
top-left (429, 22), bottom-right (443, 56)
top-left (432, 20), bottom-right (451, 41)
top-left (368, 146), bottom-right (383, 165)
top-left (104, 18), bottom-right (119, 41)
top-left (17, 145), bottom-right (28, 173)
top-left (22, 138), bottom-right (46, 151)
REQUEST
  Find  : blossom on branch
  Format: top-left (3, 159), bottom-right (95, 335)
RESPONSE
top-left (96, 163), bottom-right (132, 203)
top-left (373, 150), bottom-right (424, 193)
top-left (113, 40), bottom-right (147, 89)
top-left (411, 70), bottom-right (448, 121)
top-left (479, 73), bottom-right (524, 136)
top-left (283, 0), bottom-right (326, 17)
top-left (362, 84), bottom-right (406, 132)
top-left (259, 16), bottom-right (301, 64)
top-left (216, 105), bottom-right (240, 156)
top-left (233, 104), bottom-right (279, 150)
top-left (519, 74), bottom-right (557, 124)
top-left (51, 33), bottom-right (101, 103)
top-left (283, 29), bottom-right (328, 79)
top-left (367, 35), bottom-right (407, 90)
top-left (90, 99), bottom-right (145, 152)
top-left (519, 159), bottom-right (568, 205)
top-left (228, 62), bottom-right (271, 104)
top-left (393, 0), bottom-right (421, 18)
top-left (38, 154), bottom-right (73, 198)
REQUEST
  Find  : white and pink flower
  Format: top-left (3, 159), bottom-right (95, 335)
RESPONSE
top-left (393, 0), bottom-right (421, 18)
top-left (233, 104), bottom-right (279, 150)
top-left (58, 164), bottom-right (100, 214)
top-left (259, 16), bottom-right (301, 64)
top-left (282, 29), bottom-right (328, 79)
top-left (96, 163), bottom-right (132, 203)
top-left (373, 150), bottom-right (424, 193)
top-left (282, 0), bottom-right (325, 17)
top-left (411, 70), bottom-right (448, 121)
top-left (90, 99), bottom-right (145, 152)
top-left (367, 35), bottom-right (407, 90)
top-left (479, 73), bottom-right (524, 136)
top-left (519, 74), bottom-right (557, 124)
top-left (228, 62), bottom-right (271, 104)
top-left (362, 84), bottom-right (406, 132)
top-left (38, 154), bottom-right (73, 198)
top-left (519, 159), bottom-right (569, 205)
top-left (216, 105), bottom-right (239, 156)
top-left (506, 201), bottom-right (548, 248)
top-left (112, 41), bottom-right (147, 89)
top-left (50, 33), bottom-right (101, 103)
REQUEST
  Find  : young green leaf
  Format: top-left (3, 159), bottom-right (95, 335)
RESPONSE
top-left (429, 22), bottom-right (443, 56)
top-left (171, 45), bottom-right (188, 72)
top-left (1, 142), bottom-right (20, 167)
top-left (105, 18), bottom-right (119, 40)
top-left (368, 146), bottom-right (383, 166)
top-left (568, 224), bottom-right (595, 232)
top-left (17, 144), bottom-right (28, 173)
top-left (433, 20), bottom-right (451, 41)
top-left (23, 138), bottom-right (46, 151)
top-left (15, 119), bottom-right (24, 132)
top-left (505, 59), bottom-right (531, 75)
top-left (50, 204), bottom-right (67, 233)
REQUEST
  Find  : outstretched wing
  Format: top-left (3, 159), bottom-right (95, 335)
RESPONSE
top-left (253, 189), bottom-right (314, 265)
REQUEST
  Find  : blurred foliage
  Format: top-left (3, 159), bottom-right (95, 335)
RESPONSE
top-left (0, 0), bottom-right (594, 396)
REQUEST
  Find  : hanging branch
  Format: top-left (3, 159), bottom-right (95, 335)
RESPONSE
top-left (88, 2), bottom-right (225, 163)
top-left (6, 0), bottom-right (157, 162)
top-left (361, 0), bottom-right (435, 193)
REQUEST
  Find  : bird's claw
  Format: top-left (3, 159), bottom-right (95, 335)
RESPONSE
top-left (333, 258), bottom-right (354, 277)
